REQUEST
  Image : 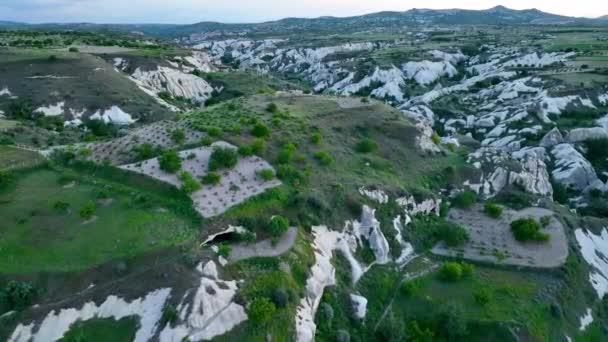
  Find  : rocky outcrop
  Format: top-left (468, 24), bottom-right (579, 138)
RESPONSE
top-left (540, 127), bottom-right (564, 147)
top-left (350, 294), bottom-right (368, 320)
top-left (131, 66), bottom-right (214, 104)
top-left (510, 155), bottom-right (553, 197)
top-left (567, 127), bottom-right (608, 143)
top-left (551, 144), bottom-right (601, 191)
top-left (415, 121), bottom-right (441, 153)
top-left (354, 206), bottom-right (390, 265)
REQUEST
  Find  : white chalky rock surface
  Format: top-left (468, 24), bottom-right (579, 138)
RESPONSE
top-left (0, 87), bottom-right (12, 96)
top-left (579, 308), bottom-right (594, 331)
top-left (551, 144), bottom-right (601, 191)
top-left (402, 60), bottom-right (458, 85)
top-left (575, 228), bottom-right (608, 299)
top-left (89, 106), bottom-right (135, 125)
top-left (131, 66), bottom-right (214, 104)
top-left (9, 288), bottom-right (171, 342)
top-left (35, 102), bottom-right (65, 116)
top-left (159, 261), bottom-right (247, 341)
top-left (349, 294), bottom-right (368, 320)
top-left (359, 187), bottom-right (389, 204)
top-left (120, 142), bottom-right (281, 218)
top-left (392, 216), bottom-right (415, 265)
top-left (567, 127), bottom-right (608, 143)
top-left (350, 206), bottom-right (391, 265)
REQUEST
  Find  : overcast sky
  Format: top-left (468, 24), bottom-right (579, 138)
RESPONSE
top-left (2, 0), bottom-right (607, 24)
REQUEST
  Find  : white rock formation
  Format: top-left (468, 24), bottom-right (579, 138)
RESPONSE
top-left (568, 127), bottom-right (608, 143)
top-left (35, 102), bottom-right (65, 117)
top-left (392, 216), bottom-right (415, 265)
top-left (159, 261), bottom-right (247, 342)
top-left (539, 127), bottom-right (564, 147)
top-left (131, 66), bottom-right (214, 104)
top-left (579, 308), bottom-right (594, 331)
top-left (0, 87), bottom-right (12, 96)
top-left (359, 187), bottom-right (389, 204)
top-left (349, 294), bottom-right (368, 320)
top-left (350, 206), bottom-right (390, 265)
top-left (575, 228), bottom-right (608, 299)
top-left (402, 60), bottom-right (458, 85)
top-left (90, 106), bottom-right (135, 125)
top-left (415, 121), bottom-right (441, 153)
top-left (9, 289), bottom-right (171, 342)
top-left (552, 144), bottom-right (601, 191)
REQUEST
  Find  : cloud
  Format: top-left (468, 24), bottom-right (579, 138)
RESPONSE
top-left (1, 0), bottom-right (607, 24)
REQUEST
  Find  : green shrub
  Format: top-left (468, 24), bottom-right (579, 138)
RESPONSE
top-left (510, 218), bottom-right (549, 242)
top-left (540, 215), bottom-right (552, 227)
top-left (266, 103), bottom-right (279, 113)
top-left (310, 132), bottom-right (322, 144)
top-left (134, 143), bottom-right (157, 160)
top-left (439, 262), bottom-right (463, 281)
top-left (248, 298), bottom-right (276, 324)
top-left (79, 201), bottom-right (96, 220)
top-left (208, 147), bottom-right (238, 171)
top-left (401, 281), bottom-right (419, 297)
top-left (238, 145), bottom-right (253, 156)
top-left (483, 202), bottom-right (503, 218)
top-left (431, 132), bottom-right (441, 145)
top-left (268, 216), bottom-right (289, 237)
top-left (473, 287), bottom-right (492, 305)
top-left (257, 169), bottom-right (275, 181)
top-left (251, 123), bottom-right (270, 138)
top-left (201, 172), bottom-right (221, 185)
top-left (68, 47), bottom-right (79, 53)
top-left (436, 223), bottom-right (469, 247)
top-left (201, 137), bottom-right (213, 146)
top-left (1, 281), bottom-right (36, 310)
top-left (179, 171), bottom-right (201, 193)
top-left (461, 262), bottom-right (474, 277)
top-left (53, 201), bottom-right (70, 212)
top-left (0, 170), bottom-right (12, 188)
top-left (355, 138), bottom-right (377, 153)
top-left (158, 150), bottom-right (182, 173)
top-left (207, 126), bottom-right (222, 137)
top-left (314, 151), bottom-right (334, 166)
top-left (250, 139), bottom-right (266, 154)
top-left (217, 243), bottom-right (231, 258)
top-left (161, 304), bottom-right (178, 326)
top-left (170, 129), bottom-right (185, 144)
top-left (452, 190), bottom-right (476, 209)
top-left (271, 288), bottom-right (289, 307)
top-left (276, 165), bottom-right (307, 186)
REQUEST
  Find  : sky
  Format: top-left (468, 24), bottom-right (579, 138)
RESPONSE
top-left (1, 0), bottom-right (608, 24)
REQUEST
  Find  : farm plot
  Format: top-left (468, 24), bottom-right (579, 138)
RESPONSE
top-left (432, 205), bottom-right (568, 268)
top-left (120, 142), bottom-right (281, 217)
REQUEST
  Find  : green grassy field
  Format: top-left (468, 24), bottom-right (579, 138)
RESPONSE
top-left (59, 317), bottom-right (137, 342)
top-left (0, 145), bottom-right (44, 171)
top-left (0, 167), bottom-right (197, 274)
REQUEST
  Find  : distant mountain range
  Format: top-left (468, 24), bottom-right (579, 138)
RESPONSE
top-left (1, 6), bottom-right (607, 38)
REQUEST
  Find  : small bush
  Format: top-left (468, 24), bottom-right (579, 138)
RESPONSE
top-left (473, 287), bottom-right (492, 305)
top-left (248, 298), bottom-right (276, 324)
top-left (53, 201), bottom-right (70, 212)
top-left (251, 123), bottom-right (270, 138)
top-left (238, 145), bottom-right (253, 156)
top-left (439, 262), bottom-right (463, 281)
top-left (355, 138), bottom-right (377, 153)
top-left (452, 190), bottom-right (476, 209)
top-left (266, 103), bottom-right (279, 113)
top-left (68, 47), bottom-right (79, 53)
top-left (272, 288), bottom-right (289, 307)
top-left (540, 215), bottom-right (552, 227)
top-left (461, 262), bottom-right (474, 277)
top-left (134, 143), bottom-right (157, 160)
top-left (431, 132), bottom-right (441, 145)
top-left (257, 168), bottom-right (275, 181)
top-left (208, 147), bottom-right (238, 171)
top-left (401, 281), bottom-right (419, 297)
top-left (1, 280), bottom-right (36, 310)
top-left (170, 129), bottom-right (185, 144)
top-left (436, 223), bottom-right (469, 247)
top-left (79, 201), bottom-right (96, 220)
top-left (161, 304), bottom-right (178, 326)
top-left (483, 202), bottom-right (503, 218)
top-left (267, 216), bottom-right (289, 237)
top-left (250, 139), bottom-right (266, 154)
top-left (511, 218), bottom-right (549, 242)
top-left (158, 150), bottom-right (182, 173)
top-left (201, 137), bottom-right (213, 146)
top-left (310, 132), bottom-right (322, 144)
top-left (201, 172), bottom-right (221, 185)
top-left (179, 171), bottom-right (201, 193)
top-left (217, 243), bottom-right (231, 258)
top-left (207, 126), bottom-right (222, 137)
top-left (314, 151), bottom-right (334, 166)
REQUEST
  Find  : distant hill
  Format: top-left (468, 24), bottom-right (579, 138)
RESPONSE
top-left (0, 6), bottom-right (605, 37)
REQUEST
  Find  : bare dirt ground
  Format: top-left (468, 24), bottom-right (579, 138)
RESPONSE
top-left (432, 205), bottom-right (568, 268)
top-left (228, 227), bottom-right (298, 262)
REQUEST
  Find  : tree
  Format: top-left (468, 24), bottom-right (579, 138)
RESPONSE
top-left (483, 202), bottom-right (503, 218)
top-left (170, 129), bottom-right (185, 144)
top-left (436, 223), bottom-right (469, 247)
top-left (266, 103), bottom-right (279, 113)
top-left (134, 143), bottom-right (157, 160)
top-left (452, 190), bottom-right (476, 209)
top-left (79, 201), bottom-right (96, 220)
top-left (267, 216), bottom-right (289, 237)
top-left (208, 147), bottom-right (238, 171)
top-left (1, 281), bottom-right (36, 310)
top-left (201, 172), bottom-right (221, 185)
top-left (439, 262), bottom-right (463, 281)
top-left (248, 298), bottom-right (276, 324)
top-left (158, 150), bottom-right (182, 173)
top-left (251, 123), bottom-right (270, 138)
top-left (511, 218), bottom-right (549, 242)
top-left (355, 138), bottom-right (377, 153)
top-left (179, 171), bottom-right (201, 194)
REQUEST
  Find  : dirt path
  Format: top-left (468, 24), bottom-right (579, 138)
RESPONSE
top-left (228, 227), bottom-right (298, 262)
top-left (373, 259), bottom-right (439, 332)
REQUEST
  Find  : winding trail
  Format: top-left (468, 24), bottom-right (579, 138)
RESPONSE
top-left (228, 227), bottom-right (298, 262)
